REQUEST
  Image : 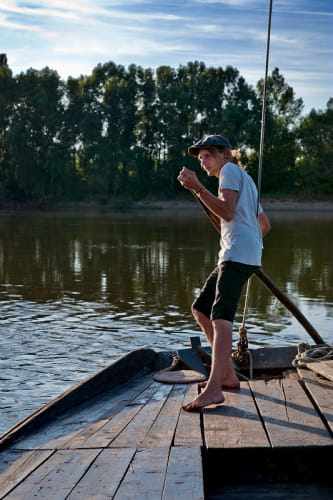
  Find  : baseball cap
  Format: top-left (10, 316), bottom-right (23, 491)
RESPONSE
top-left (188, 135), bottom-right (231, 156)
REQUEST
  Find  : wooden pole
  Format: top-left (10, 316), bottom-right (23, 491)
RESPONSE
top-left (191, 191), bottom-right (325, 345)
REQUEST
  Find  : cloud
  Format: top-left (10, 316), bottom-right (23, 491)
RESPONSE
top-left (193, 0), bottom-right (258, 5)
top-left (0, 0), bottom-right (80, 21)
top-left (1, 0), bottom-right (183, 25)
top-left (0, 0), bottom-right (331, 113)
top-left (0, 12), bottom-right (39, 30)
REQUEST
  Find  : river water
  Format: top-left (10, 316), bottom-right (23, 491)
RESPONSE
top-left (0, 208), bottom-right (332, 434)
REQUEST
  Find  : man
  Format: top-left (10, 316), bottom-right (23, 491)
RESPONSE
top-left (177, 135), bottom-right (271, 410)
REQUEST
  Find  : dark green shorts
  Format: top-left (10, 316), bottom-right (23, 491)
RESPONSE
top-left (192, 261), bottom-right (258, 323)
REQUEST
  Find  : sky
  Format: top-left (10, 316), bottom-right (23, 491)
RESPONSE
top-left (1, 0), bottom-right (332, 115)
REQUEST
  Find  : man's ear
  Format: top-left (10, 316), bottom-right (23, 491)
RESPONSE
top-left (222, 150), bottom-right (229, 163)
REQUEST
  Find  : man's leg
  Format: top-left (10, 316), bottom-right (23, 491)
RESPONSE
top-left (192, 308), bottom-right (214, 343)
top-left (182, 318), bottom-right (232, 411)
top-left (192, 308), bottom-right (239, 388)
top-left (183, 263), bottom-right (256, 410)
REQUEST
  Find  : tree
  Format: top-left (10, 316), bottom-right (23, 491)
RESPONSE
top-left (247, 68), bottom-right (304, 193)
top-left (0, 55), bottom-right (16, 197)
top-left (296, 99), bottom-right (333, 194)
top-left (0, 57), bottom-right (330, 202)
top-left (102, 63), bottom-right (138, 197)
top-left (5, 67), bottom-right (69, 199)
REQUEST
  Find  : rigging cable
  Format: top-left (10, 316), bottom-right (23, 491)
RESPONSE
top-left (237, 0), bottom-right (274, 365)
top-left (257, 0), bottom-right (273, 215)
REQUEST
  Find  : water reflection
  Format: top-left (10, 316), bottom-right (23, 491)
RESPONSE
top-left (0, 212), bottom-right (217, 309)
top-left (1, 211), bottom-right (332, 322)
top-left (0, 209), bottom-right (332, 433)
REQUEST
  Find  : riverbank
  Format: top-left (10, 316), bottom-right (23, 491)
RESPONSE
top-left (1, 197), bottom-right (333, 213)
top-left (127, 198), bottom-right (333, 213)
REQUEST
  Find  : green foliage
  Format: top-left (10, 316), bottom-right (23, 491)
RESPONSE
top-left (0, 54), bottom-right (331, 202)
top-left (295, 99), bottom-right (333, 194)
top-left (247, 68), bottom-right (304, 193)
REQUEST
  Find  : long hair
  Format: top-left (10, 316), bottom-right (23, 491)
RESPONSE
top-left (231, 149), bottom-right (247, 170)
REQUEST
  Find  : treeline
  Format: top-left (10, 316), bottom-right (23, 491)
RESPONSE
top-left (0, 54), bottom-right (332, 203)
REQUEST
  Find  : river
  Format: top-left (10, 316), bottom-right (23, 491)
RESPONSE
top-left (0, 207), bottom-right (332, 434)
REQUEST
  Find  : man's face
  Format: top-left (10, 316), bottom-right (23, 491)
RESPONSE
top-left (198, 149), bottom-right (223, 177)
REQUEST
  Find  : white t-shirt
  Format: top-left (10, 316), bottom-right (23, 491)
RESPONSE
top-left (218, 162), bottom-right (263, 266)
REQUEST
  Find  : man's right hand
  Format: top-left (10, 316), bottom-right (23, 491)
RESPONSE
top-left (177, 166), bottom-right (201, 192)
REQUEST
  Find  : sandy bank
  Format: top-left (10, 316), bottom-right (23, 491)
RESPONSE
top-left (1, 197), bottom-right (333, 213)
top-left (126, 198), bottom-right (333, 213)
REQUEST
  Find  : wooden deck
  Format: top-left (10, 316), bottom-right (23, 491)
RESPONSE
top-left (1, 366), bottom-right (333, 499)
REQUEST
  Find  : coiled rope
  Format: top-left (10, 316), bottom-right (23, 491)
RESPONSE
top-left (292, 343), bottom-right (333, 368)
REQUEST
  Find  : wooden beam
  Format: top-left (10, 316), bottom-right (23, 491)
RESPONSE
top-left (249, 378), bottom-right (333, 447)
top-left (203, 382), bottom-right (270, 449)
top-left (174, 385), bottom-right (203, 446)
top-left (163, 446), bottom-right (205, 500)
top-left (113, 447), bottom-right (170, 499)
top-left (297, 367), bottom-right (333, 435)
top-left (0, 449), bottom-right (54, 498)
top-left (3, 449), bottom-right (101, 499)
top-left (67, 448), bottom-right (136, 499)
top-left (305, 360), bottom-right (333, 382)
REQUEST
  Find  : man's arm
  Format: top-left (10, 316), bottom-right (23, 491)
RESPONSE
top-left (191, 186), bottom-right (237, 222)
top-left (177, 166), bottom-right (237, 222)
top-left (259, 211), bottom-right (271, 236)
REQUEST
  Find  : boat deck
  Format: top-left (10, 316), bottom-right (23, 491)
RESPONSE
top-left (1, 357), bottom-right (333, 499)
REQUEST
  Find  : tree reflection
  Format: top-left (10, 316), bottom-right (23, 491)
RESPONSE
top-left (0, 211), bottom-right (332, 338)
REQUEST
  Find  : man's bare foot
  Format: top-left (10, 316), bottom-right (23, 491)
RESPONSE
top-left (182, 389), bottom-right (225, 411)
top-left (198, 377), bottom-right (240, 389)
top-left (224, 377), bottom-right (240, 389)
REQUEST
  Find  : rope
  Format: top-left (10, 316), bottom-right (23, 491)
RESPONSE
top-left (257, 0), bottom-right (273, 215)
top-left (236, 0), bottom-right (273, 359)
top-left (292, 343), bottom-right (333, 368)
top-left (241, 277), bottom-right (252, 331)
top-left (235, 277), bottom-right (252, 363)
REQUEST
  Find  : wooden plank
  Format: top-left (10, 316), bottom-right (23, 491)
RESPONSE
top-left (113, 447), bottom-right (169, 499)
top-left (244, 346), bottom-right (298, 371)
top-left (4, 449), bottom-right (101, 499)
top-left (109, 383), bottom-right (173, 448)
top-left (9, 394), bottom-right (115, 451)
top-left (0, 349), bottom-right (156, 452)
top-left (306, 360), bottom-right (333, 382)
top-left (198, 346), bottom-right (299, 371)
top-left (63, 379), bottom-right (163, 449)
top-left (142, 384), bottom-right (187, 447)
top-left (297, 367), bottom-right (333, 434)
top-left (10, 374), bottom-right (154, 451)
top-left (162, 446), bottom-right (204, 500)
top-left (0, 449), bottom-right (54, 498)
top-left (67, 448), bottom-right (136, 499)
top-left (249, 378), bottom-right (333, 448)
top-left (203, 382), bottom-right (270, 450)
top-left (174, 384), bottom-right (203, 446)
top-left (73, 404), bottom-right (143, 449)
